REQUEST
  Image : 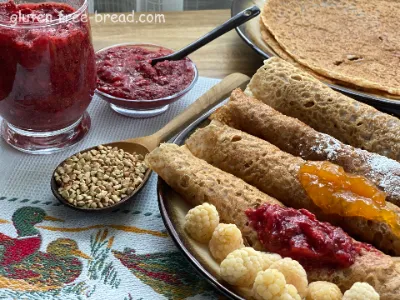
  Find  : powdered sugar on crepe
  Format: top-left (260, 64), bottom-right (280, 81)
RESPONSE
top-left (366, 155), bottom-right (400, 200)
top-left (310, 133), bottom-right (342, 160)
top-left (306, 133), bottom-right (400, 200)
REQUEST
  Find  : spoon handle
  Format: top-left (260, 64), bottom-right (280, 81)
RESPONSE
top-left (150, 73), bottom-right (250, 146)
top-left (151, 5), bottom-right (260, 65)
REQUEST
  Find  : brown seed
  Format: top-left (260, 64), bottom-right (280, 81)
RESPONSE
top-left (111, 195), bottom-right (120, 202)
top-left (55, 145), bottom-right (147, 209)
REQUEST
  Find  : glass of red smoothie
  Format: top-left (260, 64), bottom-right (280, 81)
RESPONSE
top-left (0, 0), bottom-right (96, 154)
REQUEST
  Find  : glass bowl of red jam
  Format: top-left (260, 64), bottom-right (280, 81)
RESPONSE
top-left (95, 43), bottom-right (198, 118)
top-left (0, 0), bottom-right (96, 154)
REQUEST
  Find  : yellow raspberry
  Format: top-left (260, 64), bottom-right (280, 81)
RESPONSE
top-left (184, 203), bottom-right (219, 243)
top-left (209, 223), bottom-right (243, 262)
top-left (343, 282), bottom-right (379, 300)
top-left (306, 281), bottom-right (342, 300)
top-left (269, 258), bottom-right (308, 298)
top-left (285, 284), bottom-right (302, 300)
top-left (260, 252), bottom-right (282, 270)
top-left (220, 247), bottom-right (265, 287)
top-left (252, 269), bottom-right (301, 300)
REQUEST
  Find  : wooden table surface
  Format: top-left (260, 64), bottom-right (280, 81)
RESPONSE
top-left (90, 9), bottom-right (264, 78)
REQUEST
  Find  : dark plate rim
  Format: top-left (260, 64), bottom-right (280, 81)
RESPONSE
top-left (157, 111), bottom-right (245, 300)
top-left (231, 0), bottom-right (400, 115)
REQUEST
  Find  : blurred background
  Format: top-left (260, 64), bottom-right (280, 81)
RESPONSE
top-left (88, 0), bottom-right (233, 12)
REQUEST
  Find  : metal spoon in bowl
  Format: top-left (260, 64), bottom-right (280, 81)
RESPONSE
top-left (150, 5), bottom-right (261, 66)
top-left (51, 73), bottom-right (250, 212)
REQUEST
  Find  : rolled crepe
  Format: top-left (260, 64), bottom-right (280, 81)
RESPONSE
top-left (146, 143), bottom-right (400, 299)
top-left (185, 122), bottom-right (400, 256)
top-left (245, 57), bottom-right (400, 161)
top-left (146, 144), bottom-right (281, 248)
top-left (210, 89), bottom-right (400, 206)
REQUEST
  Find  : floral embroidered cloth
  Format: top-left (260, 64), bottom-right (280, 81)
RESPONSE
top-left (0, 77), bottom-right (223, 300)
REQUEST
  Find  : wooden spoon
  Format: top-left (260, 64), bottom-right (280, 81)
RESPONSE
top-left (51, 73), bottom-right (250, 212)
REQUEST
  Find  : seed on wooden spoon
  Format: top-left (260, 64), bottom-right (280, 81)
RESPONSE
top-left (54, 145), bottom-right (147, 209)
top-left (50, 73), bottom-right (251, 211)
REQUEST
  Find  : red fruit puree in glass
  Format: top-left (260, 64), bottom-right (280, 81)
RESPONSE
top-left (246, 204), bottom-right (375, 269)
top-left (0, 1), bottom-right (96, 131)
top-left (96, 46), bottom-right (195, 100)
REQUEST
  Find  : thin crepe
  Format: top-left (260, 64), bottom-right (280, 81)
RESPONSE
top-left (246, 57), bottom-right (400, 161)
top-left (262, 0), bottom-right (400, 95)
top-left (259, 17), bottom-right (400, 99)
top-left (186, 122), bottom-right (400, 256)
top-left (259, 18), bottom-right (333, 84)
top-left (146, 143), bottom-right (400, 299)
top-left (146, 144), bottom-right (281, 249)
top-left (210, 89), bottom-right (400, 206)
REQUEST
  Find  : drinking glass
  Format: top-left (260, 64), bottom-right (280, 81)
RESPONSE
top-left (0, 0), bottom-right (96, 154)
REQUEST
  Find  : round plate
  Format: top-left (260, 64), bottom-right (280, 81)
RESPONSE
top-left (231, 0), bottom-right (400, 117)
top-left (157, 112), bottom-right (251, 300)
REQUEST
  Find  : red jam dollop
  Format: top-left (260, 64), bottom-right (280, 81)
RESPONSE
top-left (96, 45), bottom-right (195, 100)
top-left (0, 1), bottom-right (96, 131)
top-left (246, 204), bottom-right (372, 269)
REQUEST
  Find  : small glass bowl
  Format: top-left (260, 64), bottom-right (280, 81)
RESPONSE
top-left (95, 43), bottom-right (199, 118)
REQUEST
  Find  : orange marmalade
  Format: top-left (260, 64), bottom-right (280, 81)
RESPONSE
top-left (299, 161), bottom-right (400, 237)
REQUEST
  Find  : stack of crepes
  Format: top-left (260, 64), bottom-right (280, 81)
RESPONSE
top-left (146, 58), bottom-right (400, 299)
top-left (259, 0), bottom-right (400, 98)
